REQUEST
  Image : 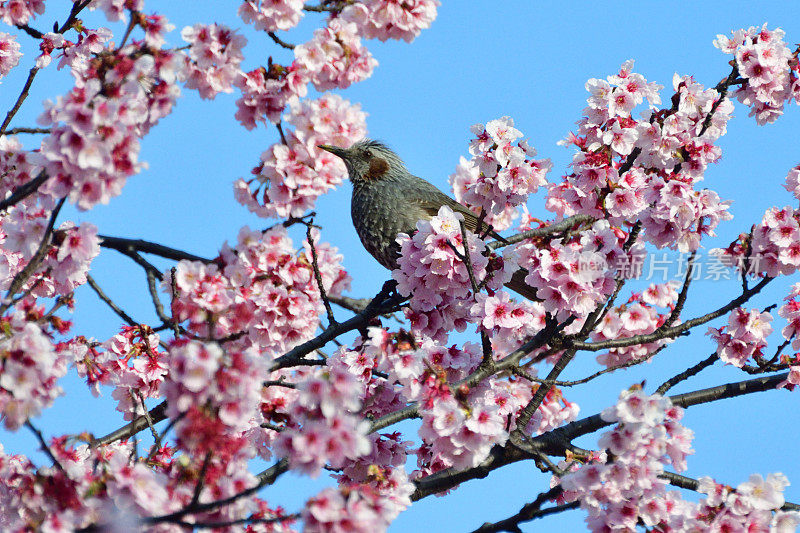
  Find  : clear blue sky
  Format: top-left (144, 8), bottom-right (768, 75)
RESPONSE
top-left (3, 1), bottom-right (800, 531)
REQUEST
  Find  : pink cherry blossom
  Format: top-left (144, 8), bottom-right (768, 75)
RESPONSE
top-left (0, 31), bottom-right (21, 78)
top-left (341, 0), bottom-right (440, 43)
top-left (239, 0), bottom-right (304, 32)
top-left (181, 23), bottom-right (246, 99)
top-left (235, 94), bottom-right (367, 218)
top-left (0, 0), bottom-right (44, 25)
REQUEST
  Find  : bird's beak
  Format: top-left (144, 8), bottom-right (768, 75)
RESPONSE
top-left (318, 144), bottom-right (348, 160)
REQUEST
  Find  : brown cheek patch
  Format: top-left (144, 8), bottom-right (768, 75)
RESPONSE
top-left (365, 157), bottom-right (390, 181)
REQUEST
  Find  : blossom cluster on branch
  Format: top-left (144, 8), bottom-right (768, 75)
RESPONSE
top-left (1, 2), bottom-right (800, 531)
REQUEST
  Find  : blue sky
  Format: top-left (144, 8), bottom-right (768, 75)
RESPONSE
top-left (3, 1), bottom-right (800, 531)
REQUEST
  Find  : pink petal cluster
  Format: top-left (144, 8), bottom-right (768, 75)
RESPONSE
top-left (0, 438), bottom-right (291, 531)
top-left (470, 291), bottom-right (547, 356)
top-left (238, 0), bottom-right (304, 32)
top-left (557, 390), bottom-right (695, 531)
top-left (101, 326), bottom-right (167, 420)
top-left (449, 117), bottom-right (552, 231)
top-left (548, 61), bottom-right (735, 253)
top-left (37, 38), bottom-right (182, 209)
top-left (293, 18), bottom-right (377, 92)
top-left (715, 201), bottom-right (800, 278)
top-left (162, 340), bottom-right (267, 457)
top-left (181, 23), bottom-right (247, 99)
top-left (0, 0), bottom-right (44, 25)
top-left (87, 0), bottom-right (144, 22)
top-left (234, 61), bottom-right (307, 128)
top-left (167, 225), bottom-right (349, 356)
top-left (715, 24), bottom-right (799, 124)
top-left (639, 175), bottom-right (733, 252)
top-left (0, 31), bottom-right (21, 78)
top-left (666, 474), bottom-right (799, 531)
top-left (708, 307), bottom-right (773, 368)
top-left (275, 363), bottom-right (371, 476)
top-left (516, 221), bottom-right (629, 320)
top-left (777, 283), bottom-right (800, 390)
top-left (303, 481), bottom-right (405, 533)
top-left (1, 197), bottom-right (100, 298)
top-left (340, 0), bottom-right (440, 43)
top-left (235, 94), bottom-right (367, 218)
top-left (393, 206), bottom-right (517, 342)
top-left (592, 283), bottom-right (679, 367)
top-left (0, 312), bottom-right (66, 430)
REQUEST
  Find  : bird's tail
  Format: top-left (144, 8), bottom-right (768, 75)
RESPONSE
top-left (504, 268), bottom-right (539, 302)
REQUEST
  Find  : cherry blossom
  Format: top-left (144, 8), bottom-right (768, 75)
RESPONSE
top-left (341, 0), bottom-right (440, 43)
top-left (715, 24), bottom-right (798, 124)
top-left (293, 18), bottom-right (377, 92)
top-left (181, 23), bottom-right (247, 99)
top-left (708, 307), bottom-right (773, 368)
top-left (393, 205), bottom-right (517, 342)
top-left (449, 117), bottom-right (552, 231)
top-left (0, 312), bottom-right (66, 430)
top-left (239, 0), bottom-right (304, 32)
top-left (0, 31), bottom-right (21, 78)
top-left (236, 94), bottom-right (367, 218)
top-left (0, 0), bottom-right (44, 26)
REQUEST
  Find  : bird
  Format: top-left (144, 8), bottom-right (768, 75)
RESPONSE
top-left (318, 139), bottom-right (537, 301)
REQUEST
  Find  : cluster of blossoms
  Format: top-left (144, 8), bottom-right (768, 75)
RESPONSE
top-left (0, 308), bottom-right (67, 430)
top-left (234, 19), bottom-right (373, 130)
top-left (0, 438), bottom-right (291, 530)
top-left (591, 282), bottom-right (679, 367)
top-left (559, 389), bottom-right (798, 530)
top-left (714, 205), bottom-right (800, 278)
top-left (303, 478), bottom-right (409, 533)
top-left (1, 211), bottom-right (100, 298)
top-left (167, 225), bottom-right (349, 356)
top-left (236, 94), bottom-right (368, 218)
top-left (162, 340), bottom-right (267, 457)
top-left (470, 291), bottom-right (547, 356)
top-left (778, 283), bottom-right (800, 389)
top-left (294, 18), bottom-right (377, 92)
top-left (181, 23), bottom-right (247, 99)
top-left (239, 0), bottom-right (304, 32)
top-left (88, 0), bottom-right (143, 22)
top-left (0, 138), bottom-right (101, 297)
top-left (715, 24), bottom-right (800, 125)
top-left (0, 31), bottom-right (20, 78)
top-left (393, 206), bottom-right (518, 342)
top-left (71, 326), bottom-right (167, 419)
top-left (515, 220), bottom-right (639, 320)
top-left (275, 363), bottom-right (372, 476)
top-left (0, 0), bottom-right (44, 25)
top-left (557, 389), bottom-right (695, 531)
top-left (449, 117), bottom-right (552, 231)
top-left (340, 0), bottom-right (439, 43)
top-left (708, 307), bottom-right (773, 367)
top-left (548, 61), bottom-right (734, 253)
top-left (713, 165), bottom-right (800, 277)
top-left (36, 24), bottom-right (182, 210)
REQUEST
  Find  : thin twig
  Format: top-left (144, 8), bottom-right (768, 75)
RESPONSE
top-left (99, 235), bottom-right (210, 263)
top-left (268, 31), bottom-right (295, 49)
top-left (25, 421), bottom-right (65, 473)
top-left (306, 222), bottom-right (337, 325)
top-left (488, 214), bottom-right (594, 250)
top-left (655, 352), bottom-right (718, 395)
top-left (86, 274), bottom-right (139, 327)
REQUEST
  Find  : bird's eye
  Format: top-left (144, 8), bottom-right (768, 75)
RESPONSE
top-left (360, 148), bottom-right (371, 159)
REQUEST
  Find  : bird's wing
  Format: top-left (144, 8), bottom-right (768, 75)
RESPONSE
top-left (417, 194), bottom-right (505, 241)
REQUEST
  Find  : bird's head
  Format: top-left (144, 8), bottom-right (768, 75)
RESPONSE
top-left (318, 139), bottom-right (405, 184)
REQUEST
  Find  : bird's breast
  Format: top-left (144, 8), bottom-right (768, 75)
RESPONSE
top-left (351, 183), bottom-right (430, 270)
